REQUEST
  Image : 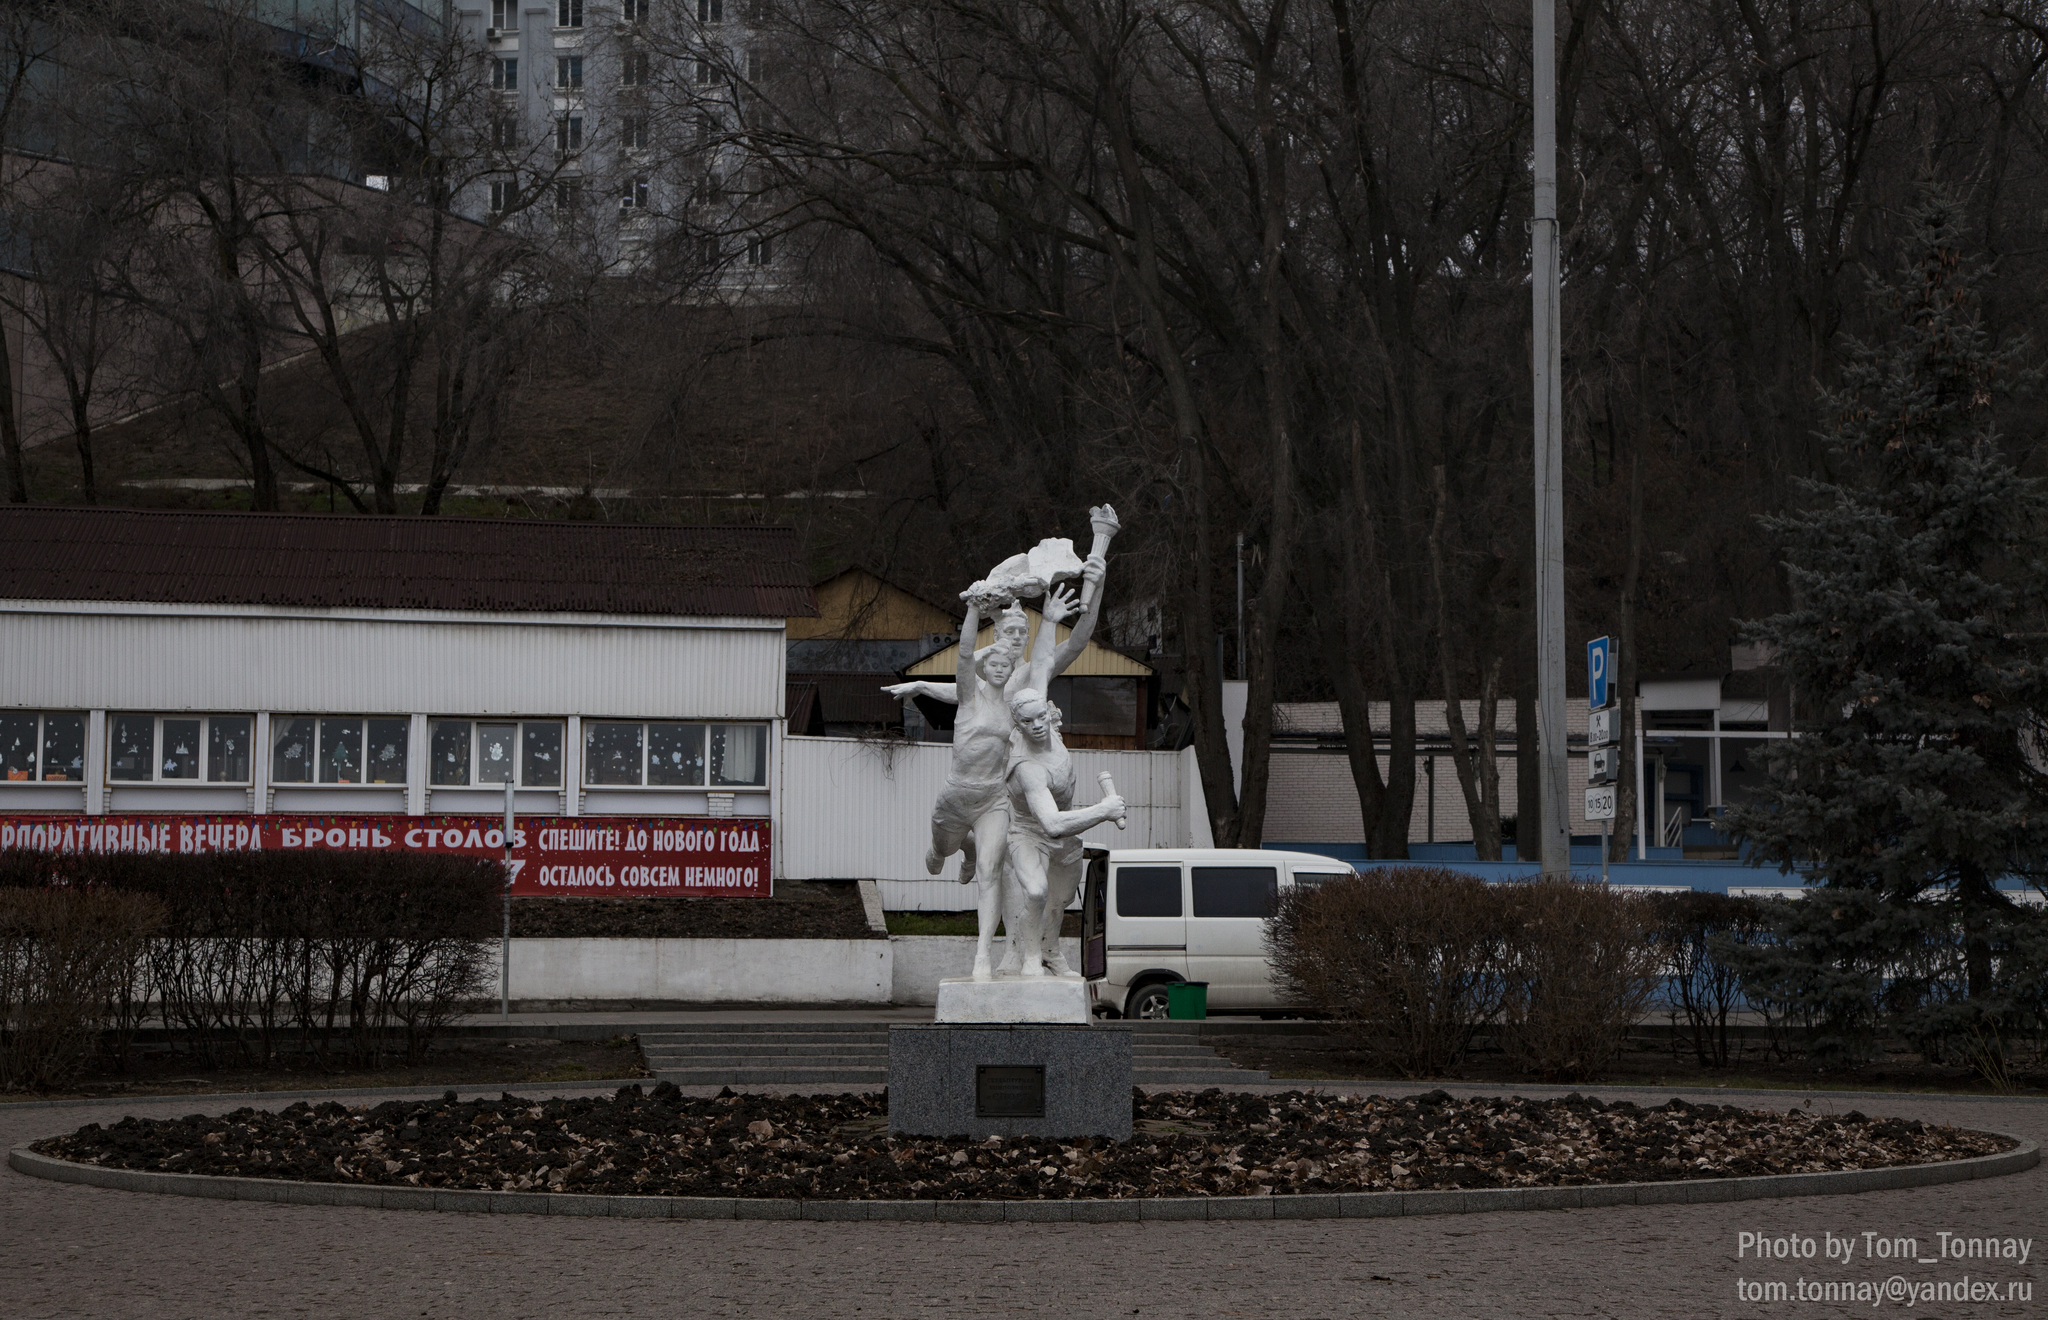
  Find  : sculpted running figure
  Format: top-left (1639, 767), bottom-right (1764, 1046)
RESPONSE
top-left (1003, 683), bottom-right (1124, 978)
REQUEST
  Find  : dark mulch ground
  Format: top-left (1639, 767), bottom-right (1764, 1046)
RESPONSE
top-left (512, 883), bottom-right (879, 939)
top-left (33, 1086), bottom-right (2011, 1200)
top-left (5, 1038), bottom-right (652, 1105)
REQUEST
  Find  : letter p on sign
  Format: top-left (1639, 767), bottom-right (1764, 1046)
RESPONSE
top-left (1587, 636), bottom-right (1612, 710)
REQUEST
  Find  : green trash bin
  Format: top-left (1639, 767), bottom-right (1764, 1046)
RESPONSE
top-left (1167, 981), bottom-right (1209, 1020)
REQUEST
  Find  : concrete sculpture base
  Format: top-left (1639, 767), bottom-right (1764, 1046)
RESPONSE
top-left (888, 1024), bottom-right (1132, 1140)
top-left (933, 975), bottom-right (1091, 1024)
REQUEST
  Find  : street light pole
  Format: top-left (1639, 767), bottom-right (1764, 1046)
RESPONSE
top-left (1532, 0), bottom-right (1569, 877)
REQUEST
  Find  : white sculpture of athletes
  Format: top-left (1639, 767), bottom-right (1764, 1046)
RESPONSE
top-left (884, 506), bottom-right (1120, 983)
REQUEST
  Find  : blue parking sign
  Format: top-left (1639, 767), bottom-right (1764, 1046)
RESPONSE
top-left (1587, 636), bottom-right (1612, 710)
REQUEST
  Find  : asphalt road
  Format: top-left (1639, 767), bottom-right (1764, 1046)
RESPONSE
top-left (1, 1079), bottom-right (2040, 1319)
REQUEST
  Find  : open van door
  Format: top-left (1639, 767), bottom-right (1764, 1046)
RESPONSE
top-left (1081, 847), bottom-right (1108, 979)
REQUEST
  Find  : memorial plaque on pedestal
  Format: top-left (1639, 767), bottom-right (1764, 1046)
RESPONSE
top-left (889, 1024), bottom-right (1131, 1140)
top-left (975, 1065), bottom-right (1046, 1118)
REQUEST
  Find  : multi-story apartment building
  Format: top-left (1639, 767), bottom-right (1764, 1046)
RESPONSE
top-left (460, 0), bottom-right (779, 285)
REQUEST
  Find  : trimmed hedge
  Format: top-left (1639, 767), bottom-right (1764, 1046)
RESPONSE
top-left (0, 849), bottom-right (500, 1080)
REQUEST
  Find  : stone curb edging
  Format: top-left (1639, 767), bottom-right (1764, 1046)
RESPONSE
top-left (9, 1138), bottom-right (2035, 1222)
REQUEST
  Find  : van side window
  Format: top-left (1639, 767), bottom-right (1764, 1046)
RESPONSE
top-left (1116, 866), bottom-right (1183, 917)
top-left (1293, 871), bottom-right (1351, 891)
top-left (1191, 866), bottom-right (1277, 918)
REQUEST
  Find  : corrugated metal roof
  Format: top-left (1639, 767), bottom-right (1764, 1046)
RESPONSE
top-left (0, 507), bottom-right (815, 619)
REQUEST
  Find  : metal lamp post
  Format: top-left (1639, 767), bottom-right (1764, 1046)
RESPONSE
top-left (1532, 0), bottom-right (1569, 877)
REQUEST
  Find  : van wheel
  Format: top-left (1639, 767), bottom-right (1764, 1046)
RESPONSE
top-left (1127, 983), bottom-right (1174, 1020)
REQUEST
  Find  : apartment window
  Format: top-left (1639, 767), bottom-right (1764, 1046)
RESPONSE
top-left (746, 234), bottom-right (770, 265)
top-left (621, 114), bottom-right (648, 149)
top-left (270, 717), bottom-right (409, 786)
top-left (557, 0), bottom-right (583, 27)
top-left (557, 54), bottom-right (583, 88)
top-left (491, 0), bottom-right (512, 26)
top-left (582, 721), bottom-right (766, 787)
top-left (0, 712), bottom-right (86, 783)
top-left (747, 47), bottom-right (762, 81)
top-left (492, 56), bottom-right (519, 90)
top-left (622, 49), bottom-right (650, 87)
top-left (555, 114), bottom-right (583, 155)
top-left (107, 713), bottom-right (253, 784)
top-left (492, 115), bottom-right (519, 149)
top-left (697, 0), bottom-right (722, 21)
top-left (695, 112), bottom-right (718, 145)
top-left (555, 179), bottom-right (584, 210)
top-left (622, 175), bottom-right (649, 209)
top-left (429, 719), bottom-right (564, 788)
top-left (623, 0), bottom-right (649, 20)
top-left (694, 58), bottom-right (711, 85)
top-left (489, 178), bottom-right (519, 212)
top-left (698, 234), bottom-right (718, 264)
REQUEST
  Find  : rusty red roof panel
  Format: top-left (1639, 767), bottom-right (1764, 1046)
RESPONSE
top-left (0, 507), bottom-right (816, 618)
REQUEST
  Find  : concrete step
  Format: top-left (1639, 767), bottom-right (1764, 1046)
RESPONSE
top-left (638, 1039), bottom-right (897, 1047)
top-left (654, 1067), bottom-right (891, 1085)
top-left (639, 1032), bottom-right (894, 1047)
top-left (1135, 1069), bottom-right (1271, 1085)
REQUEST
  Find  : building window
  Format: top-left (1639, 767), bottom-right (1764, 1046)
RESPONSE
top-left (557, 54), bottom-right (583, 88)
top-left (694, 58), bottom-right (712, 85)
top-left (492, 57), bottom-right (518, 90)
top-left (555, 179), bottom-right (584, 210)
top-left (582, 721), bottom-right (766, 787)
top-left (492, 115), bottom-right (519, 150)
top-left (429, 719), bottom-right (564, 788)
top-left (106, 713), bottom-right (253, 784)
top-left (698, 0), bottom-right (722, 21)
top-left (557, 0), bottom-right (583, 27)
top-left (622, 175), bottom-right (649, 209)
top-left (746, 234), bottom-right (770, 265)
top-left (489, 179), bottom-right (518, 212)
top-left (747, 47), bottom-right (762, 80)
top-left (621, 114), bottom-right (648, 149)
top-left (491, 0), bottom-right (512, 26)
top-left (0, 711), bottom-right (86, 783)
top-left (555, 114), bottom-right (583, 155)
top-left (623, 50), bottom-right (650, 87)
top-left (623, 0), bottom-right (649, 20)
top-left (271, 717), bottom-right (408, 786)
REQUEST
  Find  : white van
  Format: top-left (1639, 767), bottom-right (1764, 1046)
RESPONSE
top-left (1078, 847), bottom-right (1356, 1018)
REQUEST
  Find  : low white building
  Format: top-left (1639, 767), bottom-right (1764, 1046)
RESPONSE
top-left (0, 507), bottom-right (812, 890)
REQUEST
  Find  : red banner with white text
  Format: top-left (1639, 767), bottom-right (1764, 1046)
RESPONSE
top-left (0, 815), bottom-right (772, 898)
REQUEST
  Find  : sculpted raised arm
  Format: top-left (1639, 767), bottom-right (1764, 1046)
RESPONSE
top-left (1047, 554), bottom-right (1106, 678)
top-left (952, 600), bottom-right (981, 698)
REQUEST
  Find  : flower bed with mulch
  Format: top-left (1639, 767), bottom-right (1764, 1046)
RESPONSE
top-left (29, 1086), bottom-right (2011, 1200)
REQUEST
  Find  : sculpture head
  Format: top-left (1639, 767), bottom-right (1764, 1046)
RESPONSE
top-left (976, 645), bottom-right (1016, 686)
top-left (994, 602), bottom-right (1031, 652)
top-left (1009, 687), bottom-right (1062, 745)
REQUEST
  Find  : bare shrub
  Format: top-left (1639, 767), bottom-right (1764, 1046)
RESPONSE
top-left (1267, 867), bottom-right (1512, 1077)
top-left (0, 849), bottom-right (498, 1069)
top-left (0, 887), bottom-right (161, 1090)
top-left (1498, 880), bottom-right (1665, 1083)
top-left (1649, 891), bottom-right (1770, 1068)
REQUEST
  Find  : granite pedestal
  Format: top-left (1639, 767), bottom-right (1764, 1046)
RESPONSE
top-left (888, 1023), bottom-right (1132, 1141)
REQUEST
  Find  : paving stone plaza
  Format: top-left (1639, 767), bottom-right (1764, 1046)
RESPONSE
top-left (3, 1072), bottom-right (2040, 1319)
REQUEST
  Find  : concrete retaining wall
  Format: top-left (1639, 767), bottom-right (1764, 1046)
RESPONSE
top-left (889, 935), bottom-right (1082, 1006)
top-left (506, 938), bottom-right (891, 1005)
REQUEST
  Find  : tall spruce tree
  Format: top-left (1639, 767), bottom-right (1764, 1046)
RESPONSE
top-left (1725, 197), bottom-right (2048, 1035)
